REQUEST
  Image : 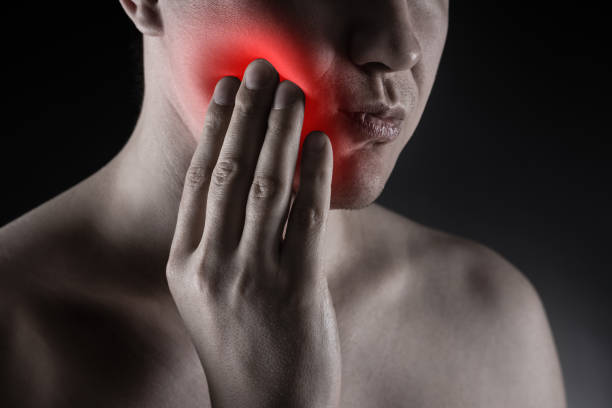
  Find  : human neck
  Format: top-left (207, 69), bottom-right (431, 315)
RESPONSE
top-left (95, 81), bottom-right (191, 262)
top-left (94, 50), bottom-right (355, 282)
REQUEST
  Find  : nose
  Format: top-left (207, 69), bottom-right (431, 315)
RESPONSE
top-left (348, 1), bottom-right (422, 73)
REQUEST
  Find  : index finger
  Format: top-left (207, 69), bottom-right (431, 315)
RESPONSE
top-left (169, 76), bottom-right (240, 259)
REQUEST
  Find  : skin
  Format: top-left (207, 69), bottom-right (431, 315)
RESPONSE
top-left (0, 0), bottom-right (566, 407)
top-left (167, 66), bottom-right (342, 408)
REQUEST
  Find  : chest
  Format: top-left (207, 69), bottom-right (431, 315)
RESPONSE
top-left (23, 289), bottom-right (425, 408)
top-left (92, 318), bottom-right (420, 408)
top-left (134, 299), bottom-right (478, 408)
top-left (20, 272), bottom-right (482, 408)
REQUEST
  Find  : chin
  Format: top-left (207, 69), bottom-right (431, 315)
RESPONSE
top-left (329, 148), bottom-right (390, 210)
top-left (292, 139), bottom-right (396, 210)
top-left (329, 177), bottom-right (385, 210)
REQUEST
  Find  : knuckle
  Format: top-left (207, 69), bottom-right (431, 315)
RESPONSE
top-left (267, 111), bottom-right (296, 136)
top-left (165, 254), bottom-right (186, 285)
top-left (194, 270), bottom-right (217, 300)
top-left (165, 247), bottom-right (231, 303)
top-left (170, 251), bottom-right (212, 292)
top-left (212, 158), bottom-right (241, 187)
top-left (195, 257), bottom-right (238, 301)
top-left (250, 174), bottom-right (283, 200)
top-left (234, 93), bottom-right (260, 117)
top-left (165, 262), bottom-right (177, 282)
top-left (185, 163), bottom-right (213, 190)
top-left (293, 205), bottom-right (324, 229)
top-left (203, 111), bottom-right (225, 135)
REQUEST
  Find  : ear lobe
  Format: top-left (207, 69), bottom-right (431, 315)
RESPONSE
top-left (119, 0), bottom-right (163, 36)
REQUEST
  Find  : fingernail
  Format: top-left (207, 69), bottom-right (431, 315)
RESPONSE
top-left (245, 59), bottom-right (276, 90)
top-left (213, 77), bottom-right (240, 106)
top-left (309, 132), bottom-right (327, 151)
top-left (272, 81), bottom-right (303, 109)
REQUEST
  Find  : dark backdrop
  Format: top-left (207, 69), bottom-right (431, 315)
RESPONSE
top-left (1, 2), bottom-right (610, 407)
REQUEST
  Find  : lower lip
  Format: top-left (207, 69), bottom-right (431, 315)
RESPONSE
top-left (340, 111), bottom-right (403, 146)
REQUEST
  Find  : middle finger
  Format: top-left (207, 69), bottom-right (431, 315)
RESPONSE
top-left (238, 80), bottom-right (305, 265)
top-left (201, 59), bottom-right (279, 255)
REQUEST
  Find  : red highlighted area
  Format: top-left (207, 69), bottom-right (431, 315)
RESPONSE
top-left (172, 17), bottom-right (379, 204)
top-left (179, 22), bottom-right (337, 172)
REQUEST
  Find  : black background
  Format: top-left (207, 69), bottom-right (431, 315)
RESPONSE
top-left (1, 2), bottom-right (610, 406)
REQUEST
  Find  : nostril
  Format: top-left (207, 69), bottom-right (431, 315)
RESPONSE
top-left (349, 30), bottom-right (422, 72)
top-left (360, 62), bottom-right (392, 75)
top-left (348, 10), bottom-right (423, 73)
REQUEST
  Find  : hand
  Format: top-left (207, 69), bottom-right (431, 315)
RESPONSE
top-left (166, 59), bottom-right (341, 408)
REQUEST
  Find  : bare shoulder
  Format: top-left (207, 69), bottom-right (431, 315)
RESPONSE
top-left (0, 189), bottom-right (110, 407)
top-left (0, 208), bottom-right (52, 406)
top-left (366, 204), bottom-right (567, 407)
top-left (366, 204), bottom-right (552, 320)
top-left (0, 187), bottom-right (94, 294)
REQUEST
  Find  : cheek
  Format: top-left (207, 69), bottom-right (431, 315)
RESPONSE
top-left (168, 15), bottom-right (337, 155)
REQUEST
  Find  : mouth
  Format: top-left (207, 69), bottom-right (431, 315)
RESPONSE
top-left (339, 110), bottom-right (404, 146)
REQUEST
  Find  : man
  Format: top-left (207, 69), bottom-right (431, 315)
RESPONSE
top-left (1, 0), bottom-right (566, 406)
